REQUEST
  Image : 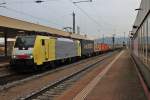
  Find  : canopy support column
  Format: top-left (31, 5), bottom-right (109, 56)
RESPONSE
top-left (4, 29), bottom-right (7, 57)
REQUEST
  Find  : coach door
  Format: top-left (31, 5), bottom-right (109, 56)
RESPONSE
top-left (41, 39), bottom-right (47, 61)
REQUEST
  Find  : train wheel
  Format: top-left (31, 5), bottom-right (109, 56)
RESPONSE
top-left (50, 62), bottom-right (55, 69)
top-left (33, 65), bottom-right (41, 71)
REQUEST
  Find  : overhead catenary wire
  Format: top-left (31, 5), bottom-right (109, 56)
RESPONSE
top-left (73, 3), bottom-right (102, 28)
top-left (88, 3), bottom-right (114, 28)
top-left (0, 0), bottom-right (56, 5)
top-left (1, 0), bottom-right (113, 34)
top-left (68, 0), bottom-right (123, 34)
top-left (0, 0), bottom-right (68, 28)
top-left (68, 0), bottom-right (107, 34)
top-left (0, 6), bottom-right (64, 28)
top-left (1, 0), bottom-right (103, 31)
top-left (69, 0), bottom-right (102, 27)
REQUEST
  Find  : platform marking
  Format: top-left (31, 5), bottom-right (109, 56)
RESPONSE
top-left (73, 50), bottom-right (124, 100)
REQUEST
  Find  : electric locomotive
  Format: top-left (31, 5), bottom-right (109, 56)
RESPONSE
top-left (10, 35), bottom-right (81, 69)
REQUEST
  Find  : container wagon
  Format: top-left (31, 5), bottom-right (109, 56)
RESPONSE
top-left (80, 39), bottom-right (94, 57)
top-left (94, 43), bottom-right (110, 54)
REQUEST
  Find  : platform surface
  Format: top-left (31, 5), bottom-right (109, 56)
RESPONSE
top-left (85, 50), bottom-right (147, 100)
top-left (57, 50), bottom-right (147, 100)
top-left (0, 56), bottom-right (9, 67)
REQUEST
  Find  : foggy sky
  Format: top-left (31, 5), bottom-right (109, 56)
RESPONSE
top-left (0, 0), bottom-right (141, 39)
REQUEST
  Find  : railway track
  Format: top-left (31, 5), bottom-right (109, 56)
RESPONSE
top-left (19, 51), bottom-right (119, 100)
top-left (0, 50), bottom-right (120, 100)
top-left (0, 51), bottom-right (116, 91)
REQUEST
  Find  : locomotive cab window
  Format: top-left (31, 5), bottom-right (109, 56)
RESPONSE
top-left (42, 40), bottom-right (45, 46)
top-left (15, 36), bottom-right (35, 48)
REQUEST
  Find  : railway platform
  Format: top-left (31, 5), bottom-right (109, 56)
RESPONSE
top-left (57, 50), bottom-right (148, 100)
top-left (0, 56), bottom-right (9, 67)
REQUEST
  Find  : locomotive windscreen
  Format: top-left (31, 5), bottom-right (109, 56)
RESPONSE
top-left (15, 36), bottom-right (36, 48)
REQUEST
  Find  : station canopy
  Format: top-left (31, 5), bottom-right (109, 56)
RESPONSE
top-left (0, 15), bottom-right (87, 40)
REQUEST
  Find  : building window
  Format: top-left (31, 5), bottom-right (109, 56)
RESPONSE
top-left (143, 20), bottom-right (148, 64)
top-left (148, 14), bottom-right (150, 68)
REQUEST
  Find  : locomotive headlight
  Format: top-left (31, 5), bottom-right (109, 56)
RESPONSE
top-left (30, 55), bottom-right (33, 59)
top-left (13, 55), bottom-right (16, 59)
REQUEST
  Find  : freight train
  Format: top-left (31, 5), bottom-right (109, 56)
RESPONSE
top-left (10, 35), bottom-right (111, 70)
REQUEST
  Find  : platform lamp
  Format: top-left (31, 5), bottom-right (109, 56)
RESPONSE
top-left (73, 0), bottom-right (92, 3)
top-left (135, 8), bottom-right (142, 11)
top-left (133, 25), bottom-right (139, 29)
top-left (0, 0), bottom-right (45, 6)
top-left (35, 0), bottom-right (45, 3)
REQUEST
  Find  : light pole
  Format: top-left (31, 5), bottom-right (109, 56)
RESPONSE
top-left (77, 26), bottom-right (80, 34)
top-left (102, 34), bottom-right (104, 43)
top-left (73, 12), bottom-right (76, 33)
top-left (112, 34), bottom-right (115, 49)
top-left (123, 32), bottom-right (126, 46)
top-left (72, 0), bottom-right (92, 34)
top-left (124, 32), bottom-right (125, 42)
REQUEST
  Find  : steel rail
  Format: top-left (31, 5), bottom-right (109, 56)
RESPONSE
top-left (0, 51), bottom-right (114, 91)
top-left (20, 51), bottom-right (119, 100)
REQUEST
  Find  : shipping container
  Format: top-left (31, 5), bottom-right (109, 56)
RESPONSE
top-left (80, 39), bottom-right (94, 56)
top-left (94, 43), bottom-right (110, 52)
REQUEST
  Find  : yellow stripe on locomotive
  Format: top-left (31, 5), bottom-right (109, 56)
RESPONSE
top-left (33, 36), bottom-right (56, 65)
